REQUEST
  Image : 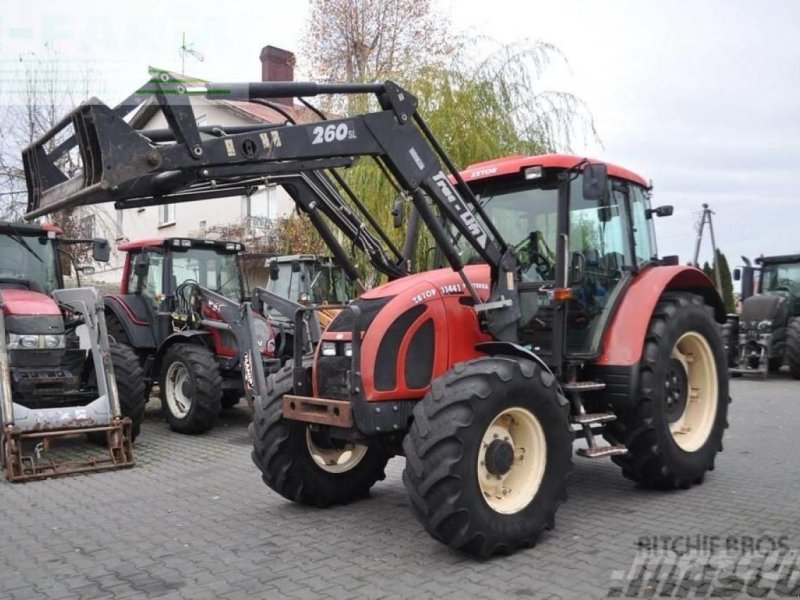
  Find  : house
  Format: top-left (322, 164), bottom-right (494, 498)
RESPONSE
top-left (86, 45), bottom-right (316, 285)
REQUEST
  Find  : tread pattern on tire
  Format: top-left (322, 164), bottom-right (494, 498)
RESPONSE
top-left (786, 318), bottom-right (800, 379)
top-left (604, 292), bottom-right (730, 489)
top-left (108, 342), bottom-right (147, 441)
top-left (249, 360), bottom-right (389, 507)
top-left (402, 357), bottom-right (573, 557)
top-left (160, 344), bottom-right (222, 434)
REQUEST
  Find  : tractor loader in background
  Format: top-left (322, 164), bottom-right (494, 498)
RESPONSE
top-left (0, 222), bottom-right (145, 481)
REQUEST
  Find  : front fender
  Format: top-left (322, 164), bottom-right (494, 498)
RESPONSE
top-left (596, 265), bottom-right (725, 367)
top-left (104, 295), bottom-right (156, 349)
top-left (153, 331), bottom-right (213, 371)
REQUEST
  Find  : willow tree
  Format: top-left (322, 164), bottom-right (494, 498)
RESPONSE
top-left (334, 40), bottom-right (597, 273)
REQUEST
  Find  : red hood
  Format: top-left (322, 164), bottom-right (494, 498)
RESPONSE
top-left (0, 289), bottom-right (61, 317)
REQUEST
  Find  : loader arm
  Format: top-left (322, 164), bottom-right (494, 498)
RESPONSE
top-left (23, 75), bottom-right (521, 341)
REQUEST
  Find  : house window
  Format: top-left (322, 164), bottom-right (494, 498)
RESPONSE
top-left (79, 214), bottom-right (95, 238)
top-left (159, 203), bottom-right (176, 227)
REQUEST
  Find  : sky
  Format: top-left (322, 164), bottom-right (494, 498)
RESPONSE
top-left (1, 0), bottom-right (799, 273)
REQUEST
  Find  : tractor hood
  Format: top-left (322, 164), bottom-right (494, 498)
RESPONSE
top-left (0, 289), bottom-right (61, 317)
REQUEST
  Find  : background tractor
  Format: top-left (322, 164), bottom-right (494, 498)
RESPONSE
top-left (0, 221), bottom-right (145, 481)
top-left (729, 254), bottom-right (800, 377)
top-left (104, 237), bottom-right (281, 434)
top-left (22, 75), bottom-right (730, 555)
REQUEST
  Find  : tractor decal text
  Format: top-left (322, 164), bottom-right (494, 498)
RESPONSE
top-left (412, 288), bottom-right (437, 304)
top-left (242, 351), bottom-right (255, 391)
top-left (432, 171), bottom-right (488, 249)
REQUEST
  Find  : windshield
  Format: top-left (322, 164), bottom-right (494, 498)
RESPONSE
top-left (0, 232), bottom-right (59, 294)
top-left (171, 248), bottom-right (243, 300)
top-left (269, 261), bottom-right (350, 305)
top-left (457, 173), bottom-right (634, 281)
top-left (761, 263), bottom-right (800, 295)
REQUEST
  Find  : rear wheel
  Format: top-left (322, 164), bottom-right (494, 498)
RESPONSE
top-left (403, 357), bottom-right (572, 557)
top-left (160, 344), bottom-right (222, 434)
top-left (221, 390), bottom-right (242, 409)
top-left (604, 292), bottom-right (729, 488)
top-left (249, 361), bottom-right (390, 507)
top-left (786, 319), bottom-right (800, 379)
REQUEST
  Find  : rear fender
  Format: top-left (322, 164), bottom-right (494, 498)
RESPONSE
top-left (104, 294), bottom-right (156, 349)
top-left (596, 265), bottom-right (725, 367)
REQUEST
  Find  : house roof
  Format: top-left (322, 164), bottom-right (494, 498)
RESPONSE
top-left (129, 69), bottom-right (319, 130)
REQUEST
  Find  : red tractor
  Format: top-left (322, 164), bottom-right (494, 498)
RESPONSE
top-left (0, 221), bottom-right (145, 481)
top-left (23, 75), bottom-right (729, 555)
top-left (103, 237), bottom-right (280, 434)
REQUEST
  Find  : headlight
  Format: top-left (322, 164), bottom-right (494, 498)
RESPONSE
top-left (8, 334), bottom-right (40, 349)
top-left (45, 335), bottom-right (65, 349)
top-left (758, 320), bottom-right (772, 331)
top-left (321, 342), bottom-right (337, 357)
top-left (342, 342), bottom-right (353, 357)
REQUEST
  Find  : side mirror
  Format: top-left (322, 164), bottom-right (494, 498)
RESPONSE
top-left (291, 260), bottom-right (301, 273)
top-left (92, 239), bottom-right (110, 263)
top-left (646, 205), bottom-right (674, 219)
top-left (268, 259), bottom-right (279, 281)
top-left (391, 195), bottom-right (405, 228)
top-left (582, 163), bottom-right (608, 201)
top-left (133, 253), bottom-right (150, 278)
top-left (733, 268), bottom-right (741, 281)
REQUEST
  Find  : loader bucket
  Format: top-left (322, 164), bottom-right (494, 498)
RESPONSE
top-left (23, 98), bottom-right (156, 219)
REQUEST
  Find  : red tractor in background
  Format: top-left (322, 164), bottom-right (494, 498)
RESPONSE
top-left (0, 221), bottom-right (145, 481)
top-left (104, 237), bottom-right (279, 434)
top-left (22, 74), bottom-right (730, 556)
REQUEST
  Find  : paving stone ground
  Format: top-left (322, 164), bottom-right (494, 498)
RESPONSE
top-left (1, 372), bottom-right (798, 599)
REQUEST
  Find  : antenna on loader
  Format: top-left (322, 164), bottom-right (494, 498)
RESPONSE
top-left (179, 32), bottom-right (204, 75)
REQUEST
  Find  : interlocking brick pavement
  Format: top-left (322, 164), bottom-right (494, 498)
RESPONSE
top-left (1, 373), bottom-right (798, 599)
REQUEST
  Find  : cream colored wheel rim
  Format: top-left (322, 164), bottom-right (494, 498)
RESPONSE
top-left (305, 429), bottom-right (368, 474)
top-left (477, 407), bottom-right (547, 515)
top-left (668, 331), bottom-right (718, 452)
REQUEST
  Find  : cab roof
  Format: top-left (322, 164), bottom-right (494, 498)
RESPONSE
top-left (118, 237), bottom-right (244, 252)
top-left (460, 154), bottom-right (649, 188)
top-left (756, 253), bottom-right (800, 265)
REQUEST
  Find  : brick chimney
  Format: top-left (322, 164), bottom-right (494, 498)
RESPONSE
top-left (260, 45), bottom-right (295, 106)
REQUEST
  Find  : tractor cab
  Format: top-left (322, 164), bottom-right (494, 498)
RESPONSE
top-left (265, 255), bottom-right (350, 307)
top-left (456, 155), bottom-right (671, 361)
top-left (121, 237), bottom-right (246, 307)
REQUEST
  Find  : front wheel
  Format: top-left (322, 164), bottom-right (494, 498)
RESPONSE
top-left (604, 292), bottom-right (729, 488)
top-left (160, 344), bottom-right (222, 434)
top-left (786, 319), bottom-right (800, 379)
top-left (249, 361), bottom-right (390, 507)
top-left (403, 357), bottom-right (572, 557)
top-left (87, 343), bottom-right (146, 444)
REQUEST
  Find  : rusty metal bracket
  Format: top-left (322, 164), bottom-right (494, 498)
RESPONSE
top-left (282, 394), bottom-right (353, 428)
top-left (2, 419), bottom-right (134, 483)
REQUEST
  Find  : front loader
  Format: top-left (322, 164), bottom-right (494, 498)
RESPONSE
top-left (23, 73), bottom-right (729, 555)
top-left (0, 222), bottom-right (145, 481)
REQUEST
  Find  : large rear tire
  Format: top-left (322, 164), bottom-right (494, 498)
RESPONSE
top-left (249, 361), bottom-right (390, 507)
top-left (604, 292), bottom-right (729, 489)
top-left (160, 344), bottom-right (222, 434)
top-left (786, 319), bottom-right (800, 380)
top-left (403, 357), bottom-right (572, 557)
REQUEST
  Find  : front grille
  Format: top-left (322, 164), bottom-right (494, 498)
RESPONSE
top-left (317, 356), bottom-right (351, 401)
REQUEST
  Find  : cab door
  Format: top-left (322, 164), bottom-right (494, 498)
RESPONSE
top-left (564, 179), bottom-right (634, 356)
